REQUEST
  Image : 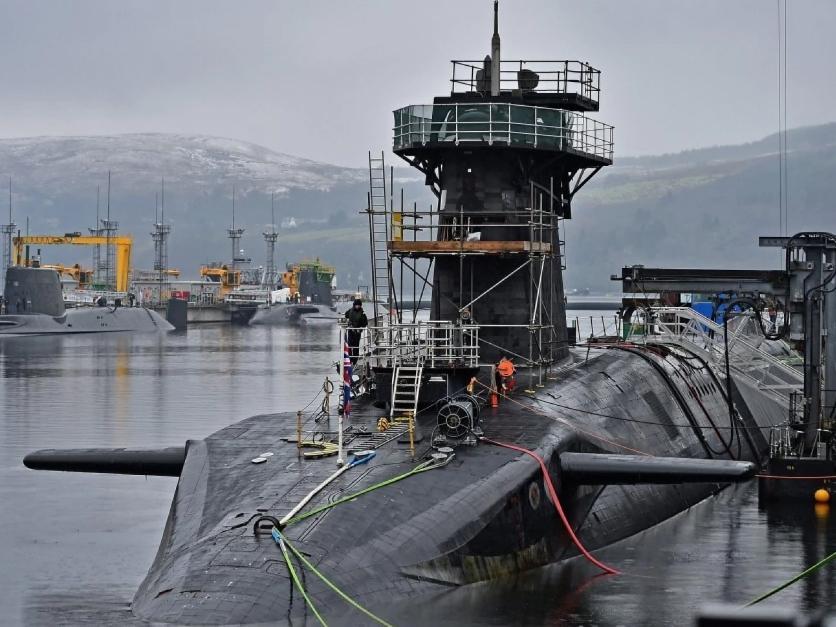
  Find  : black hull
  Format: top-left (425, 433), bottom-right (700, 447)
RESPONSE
top-left (129, 343), bottom-right (786, 624)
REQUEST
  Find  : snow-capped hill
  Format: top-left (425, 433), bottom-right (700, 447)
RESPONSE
top-left (0, 133), bottom-right (369, 193)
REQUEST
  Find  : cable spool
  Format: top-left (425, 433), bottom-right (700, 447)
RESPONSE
top-left (437, 395), bottom-right (479, 439)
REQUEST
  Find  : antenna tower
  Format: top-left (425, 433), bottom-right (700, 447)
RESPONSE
top-left (1, 178), bottom-right (17, 294)
top-left (151, 179), bottom-right (172, 304)
top-left (262, 192), bottom-right (279, 287)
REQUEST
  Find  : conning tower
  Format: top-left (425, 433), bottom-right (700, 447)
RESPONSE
top-left (391, 2), bottom-right (613, 367)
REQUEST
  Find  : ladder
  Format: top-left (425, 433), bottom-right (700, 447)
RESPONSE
top-left (390, 359), bottom-right (424, 420)
top-left (367, 151), bottom-right (391, 324)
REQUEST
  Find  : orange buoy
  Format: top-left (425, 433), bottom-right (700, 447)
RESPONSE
top-left (815, 488), bottom-right (830, 503)
top-left (490, 392), bottom-right (499, 407)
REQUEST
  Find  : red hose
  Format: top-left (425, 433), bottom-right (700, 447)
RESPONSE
top-left (480, 437), bottom-right (621, 575)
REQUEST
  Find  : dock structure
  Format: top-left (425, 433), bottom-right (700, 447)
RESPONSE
top-left (616, 234), bottom-right (836, 500)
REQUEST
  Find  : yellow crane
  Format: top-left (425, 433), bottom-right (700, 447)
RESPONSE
top-left (199, 264), bottom-right (241, 297)
top-left (40, 263), bottom-right (95, 288)
top-left (13, 234), bottom-right (133, 292)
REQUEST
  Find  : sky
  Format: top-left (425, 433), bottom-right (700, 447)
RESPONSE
top-left (0, 0), bottom-right (834, 167)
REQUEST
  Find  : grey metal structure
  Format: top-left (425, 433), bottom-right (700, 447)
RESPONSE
top-left (228, 186), bottom-right (248, 276)
top-left (760, 234), bottom-right (836, 455)
top-left (619, 233), bottom-right (836, 458)
top-left (1, 179), bottom-right (15, 297)
top-left (151, 186), bottom-right (172, 305)
top-left (262, 194), bottom-right (279, 288)
top-left (366, 151), bottom-right (392, 324)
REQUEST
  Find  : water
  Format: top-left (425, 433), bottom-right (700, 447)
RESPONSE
top-left (1, 320), bottom-right (834, 625)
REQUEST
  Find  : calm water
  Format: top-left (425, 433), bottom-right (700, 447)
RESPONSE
top-left (1, 319), bottom-right (834, 626)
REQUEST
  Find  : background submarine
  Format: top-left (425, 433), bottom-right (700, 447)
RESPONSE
top-left (25, 4), bottom-right (793, 624)
top-left (1, 266), bottom-right (172, 334)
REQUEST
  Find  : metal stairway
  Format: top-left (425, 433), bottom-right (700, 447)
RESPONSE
top-left (390, 359), bottom-right (424, 421)
top-left (627, 307), bottom-right (803, 403)
top-left (367, 151), bottom-right (391, 324)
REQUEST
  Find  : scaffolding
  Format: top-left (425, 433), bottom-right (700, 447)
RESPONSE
top-left (366, 159), bottom-right (564, 384)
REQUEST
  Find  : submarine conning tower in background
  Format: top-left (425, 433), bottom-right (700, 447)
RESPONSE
top-left (389, 2), bottom-right (613, 369)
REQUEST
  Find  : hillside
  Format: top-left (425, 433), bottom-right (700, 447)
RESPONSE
top-left (0, 134), bottom-right (426, 288)
top-left (1, 126), bottom-right (835, 292)
top-left (566, 123), bottom-right (836, 291)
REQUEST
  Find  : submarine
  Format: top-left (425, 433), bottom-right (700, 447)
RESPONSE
top-left (249, 259), bottom-right (341, 327)
top-left (24, 5), bottom-right (797, 624)
top-left (1, 266), bottom-right (173, 334)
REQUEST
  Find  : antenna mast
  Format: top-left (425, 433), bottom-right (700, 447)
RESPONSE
top-left (263, 192), bottom-right (279, 288)
top-left (101, 171), bottom-right (119, 292)
top-left (151, 178), bottom-right (172, 304)
top-left (490, 0), bottom-right (501, 96)
top-left (1, 178), bottom-right (16, 293)
top-left (227, 185), bottom-right (245, 286)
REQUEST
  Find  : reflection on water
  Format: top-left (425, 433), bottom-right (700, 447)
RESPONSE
top-left (1, 323), bottom-right (834, 625)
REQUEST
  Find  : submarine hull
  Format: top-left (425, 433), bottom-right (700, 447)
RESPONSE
top-left (0, 307), bottom-right (174, 335)
top-left (249, 303), bottom-right (340, 326)
top-left (128, 344), bottom-right (786, 624)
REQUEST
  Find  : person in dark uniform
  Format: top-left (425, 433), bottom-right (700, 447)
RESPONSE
top-left (344, 298), bottom-right (368, 365)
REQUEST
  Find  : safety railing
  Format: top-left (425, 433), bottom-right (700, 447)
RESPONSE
top-left (450, 60), bottom-right (600, 103)
top-left (63, 289), bottom-right (128, 306)
top-left (624, 307), bottom-right (802, 399)
top-left (360, 320), bottom-right (480, 369)
top-left (393, 103), bottom-right (613, 161)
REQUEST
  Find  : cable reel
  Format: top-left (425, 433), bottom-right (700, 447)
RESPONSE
top-left (436, 394), bottom-right (481, 441)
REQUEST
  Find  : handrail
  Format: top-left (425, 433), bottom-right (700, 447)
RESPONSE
top-left (359, 320), bottom-right (480, 369)
top-left (625, 307), bottom-right (802, 399)
top-left (393, 103), bottom-right (613, 162)
top-left (450, 60), bottom-right (600, 102)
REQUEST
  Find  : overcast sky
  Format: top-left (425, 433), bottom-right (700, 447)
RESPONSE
top-left (1, 0), bottom-right (833, 167)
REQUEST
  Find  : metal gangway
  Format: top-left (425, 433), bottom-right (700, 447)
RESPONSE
top-left (625, 306), bottom-right (802, 404)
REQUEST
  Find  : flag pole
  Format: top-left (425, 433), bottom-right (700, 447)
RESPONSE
top-left (337, 323), bottom-right (346, 467)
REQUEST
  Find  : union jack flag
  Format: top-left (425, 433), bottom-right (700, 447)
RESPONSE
top-left (342, 341), bottom-right (353, 416)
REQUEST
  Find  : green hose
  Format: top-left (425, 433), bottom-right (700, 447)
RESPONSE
top-left (746, 549), bottom-right (836, 606)
top-left (283, 535), bottom-right (394, 627)
top-left (271, 458), bottom-right (441, 625)
top-left (272, 527), bottom-right (328, 626)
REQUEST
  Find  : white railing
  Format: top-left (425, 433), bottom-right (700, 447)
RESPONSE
top-left (393, 103), bottom-right (613, 161)
top-left (450, 60), bottom-right (601, 102)
top-left (625, 307), bottom-right (802, 399)
top-left (63, 289), bottom-right (128, 306)
top-left (359, 320), bottom-right (480, 369)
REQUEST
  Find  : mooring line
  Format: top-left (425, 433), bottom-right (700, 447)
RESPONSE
top-left (746, 550), bottom-right (836, 606)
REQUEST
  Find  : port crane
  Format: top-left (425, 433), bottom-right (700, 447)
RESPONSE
top-left (13, 234), bottom-right (133, 292)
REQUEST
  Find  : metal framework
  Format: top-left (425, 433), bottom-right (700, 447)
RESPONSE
top-left (366, 164), bottom-right (565, 382)
top-left (262, 194), bottom-right (279, 288)
top-left (13, 234), bottom-right (133, 293)
top-left (624, 306), bottom-right (802, 405)
top-left (1, 180), bottom-right (14, 294)
top-left (366, 151), bottom-right (392, 324)
top-left (151, 221), bottom-right (171, 303)
top-left (449, 59), bottom-right (601, 103)
top-left (361, 320), bottom-right (480, 369)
